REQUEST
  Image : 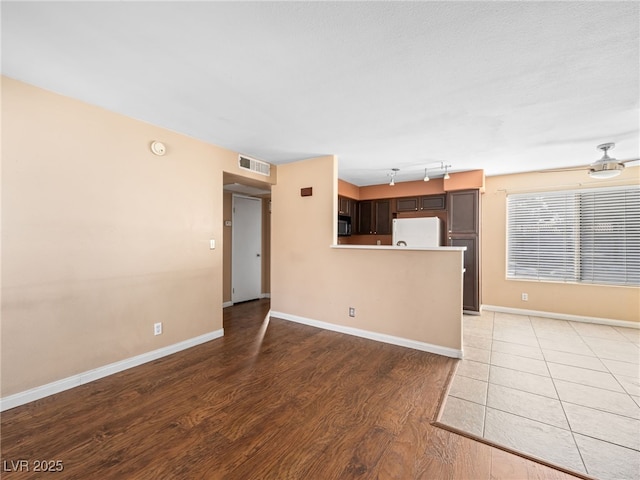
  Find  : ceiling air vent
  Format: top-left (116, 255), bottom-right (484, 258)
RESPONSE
top-left (239, 155), bottom-right (270, 176)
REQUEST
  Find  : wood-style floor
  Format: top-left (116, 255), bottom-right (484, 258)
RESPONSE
top-left (1, 300), bottom-right (583, 479)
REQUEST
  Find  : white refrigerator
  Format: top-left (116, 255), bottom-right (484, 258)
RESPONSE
top-left (392, 217), bottom-right (441, 247)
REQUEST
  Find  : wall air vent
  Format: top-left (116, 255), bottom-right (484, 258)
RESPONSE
top-left (239, 155), bottom-right (270, 176)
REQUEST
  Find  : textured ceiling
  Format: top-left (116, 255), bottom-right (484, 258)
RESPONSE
top-left (2, 1), bottom-right (638, 186)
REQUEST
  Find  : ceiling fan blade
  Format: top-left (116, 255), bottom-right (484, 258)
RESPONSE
top-left (620, 158), bottom-right (640, 164)
top-left (538, 166), bottom-right (588, 173)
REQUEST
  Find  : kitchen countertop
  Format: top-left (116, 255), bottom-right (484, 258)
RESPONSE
top-left (330, 244), bottom-right (467, 251)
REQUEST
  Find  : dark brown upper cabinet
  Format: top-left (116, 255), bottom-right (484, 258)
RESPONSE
top-left (357, 199), bottom-right (391, 235)
top-left (448, 190), bottom-right (479, 234)
top-left (357, 200), bottom-right (373, 234)
top-left (420, 194), bottom-right (446, 211)
top-left (396, 194), bottom-right (446, 213)
top-left (338, 195), bottom-right (357, 217)
top-left (396, 197), bottom-right (420, 212)
top-left (375, 199), bottom-right (392, 235)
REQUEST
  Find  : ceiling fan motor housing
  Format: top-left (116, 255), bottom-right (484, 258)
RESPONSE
top-left (590, 162), bottom-right (625, 174)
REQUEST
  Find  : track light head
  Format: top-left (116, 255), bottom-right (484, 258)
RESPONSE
top-left (389, 168), bottom-right (399, 186)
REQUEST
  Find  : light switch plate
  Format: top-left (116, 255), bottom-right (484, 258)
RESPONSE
top-left (210, 239), bottom-right (216, 249)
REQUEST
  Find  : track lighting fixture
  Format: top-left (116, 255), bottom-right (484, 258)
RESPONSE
top-left (389, 168), bottom-right (399, 186)
top-left (422, 162), bottom-right (452, 180)
top-left (386, 164), bottom-right (452, 185)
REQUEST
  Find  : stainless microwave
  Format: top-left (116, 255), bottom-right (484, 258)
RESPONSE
top-left (338, 215), bottom-right (352, 236)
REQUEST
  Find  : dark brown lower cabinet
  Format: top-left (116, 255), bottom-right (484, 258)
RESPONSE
top-left (448, 190), bottom-right (480, 313)
top-left (449, 236), bottom-right (479, 313)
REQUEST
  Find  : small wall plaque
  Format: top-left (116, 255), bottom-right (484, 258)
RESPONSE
top-left (301, 187), bottom-right (313, 197)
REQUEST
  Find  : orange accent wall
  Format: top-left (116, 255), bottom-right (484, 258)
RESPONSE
top-left (359, 178), bottom-right (446, 200)
top-left (444, 169), bottom-right (485, 192)
top-left (337, 179), bottom-right (360, 199)
top-left (340, 170), bottom-right (485, 201)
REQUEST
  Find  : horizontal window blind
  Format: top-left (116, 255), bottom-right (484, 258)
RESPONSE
top-left (507, 186), bottom-right (639, 286)
top-left (507, 192), bottom-right (579, 281)
top-left (580, 188), bottom-right (640, 285)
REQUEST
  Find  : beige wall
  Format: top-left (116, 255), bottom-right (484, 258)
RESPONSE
top-left (1, 77), bottom-right (275, 396)
top-left (482, 168), bottom-right (640, 323)
top-left (271, 155), bottom-right (464, 352)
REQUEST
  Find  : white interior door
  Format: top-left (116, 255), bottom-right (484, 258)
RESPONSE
top-left (232, 195), bottom-right (262, 303)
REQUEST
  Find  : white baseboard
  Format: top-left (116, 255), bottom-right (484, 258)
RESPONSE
top-left (270, 310), bottom-right (463, 359)
top-left (482, 305), bottom-right (639, 329)
top-left (224, 294), bottom-right (269, 308)
top-left (0, 329), bottom-right (224, 412)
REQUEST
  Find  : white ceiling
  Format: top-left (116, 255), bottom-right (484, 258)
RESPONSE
top-left (2, 1), bottom-right (638, 186)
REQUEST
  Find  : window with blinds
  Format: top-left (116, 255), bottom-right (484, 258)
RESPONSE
top-left (507, 186), bottom-right (640, 286)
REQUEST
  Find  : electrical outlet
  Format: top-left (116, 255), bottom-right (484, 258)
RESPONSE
top-left (349, 307), bottom-right (356, 317)
top-left (154, 322), bottom-right (163, 335)
top-left (521, 293), bottom-right (528, 301)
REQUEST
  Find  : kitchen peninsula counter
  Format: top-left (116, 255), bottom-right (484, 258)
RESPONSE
top-left (331, 244), bottom-right (466, 252)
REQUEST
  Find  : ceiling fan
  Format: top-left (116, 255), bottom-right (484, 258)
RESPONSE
top-left (545, 142), bottom-right (639, 179)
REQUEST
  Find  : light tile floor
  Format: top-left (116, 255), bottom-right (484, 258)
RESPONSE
top-left (439, 311), bottom-right (640, 480)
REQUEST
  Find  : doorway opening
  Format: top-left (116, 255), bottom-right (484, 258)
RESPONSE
top-left (222, 176), bottom-right (271, 308)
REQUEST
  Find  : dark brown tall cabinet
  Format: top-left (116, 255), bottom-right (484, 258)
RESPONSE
top-left (447, 190), bottom-right (481, 313)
